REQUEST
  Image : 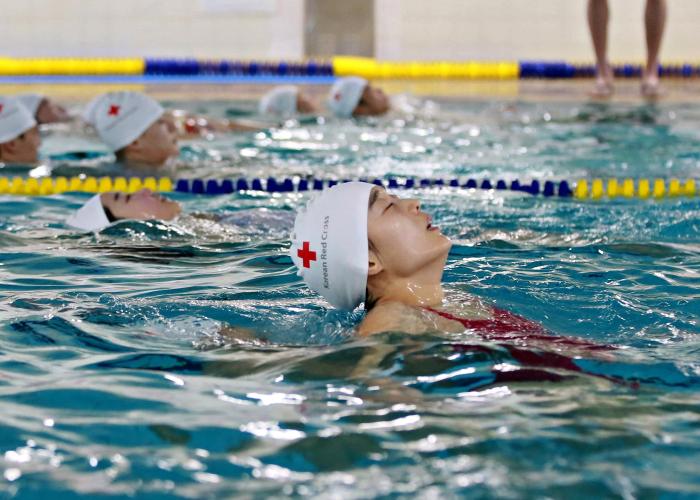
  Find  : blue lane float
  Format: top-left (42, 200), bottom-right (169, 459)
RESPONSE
top-left (144, 59), bottom-right (334, 77)
top-left (1, 57), bottom-right (699, 81)
top-left (519, 61), bottom-right (700, 79)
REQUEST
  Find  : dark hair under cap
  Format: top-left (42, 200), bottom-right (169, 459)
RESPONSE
top-left (103, 206), bottom-right (117, 223)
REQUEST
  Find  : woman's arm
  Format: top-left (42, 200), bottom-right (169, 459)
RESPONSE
top-left (165, 110), bottom-right (263, 137)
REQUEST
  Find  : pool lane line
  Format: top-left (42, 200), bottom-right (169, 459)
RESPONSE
top-left (0, 176), bottom-right (697, 199)
top-left (0, 56), bottom-right (699, 80)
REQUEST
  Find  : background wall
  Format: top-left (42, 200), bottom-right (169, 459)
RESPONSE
top-left (305, 0), bottom-right (374, 58)
top-left (0, 0), bottom-right (697, 62)
top-left (375, 0), bottom-right (700, 62)
top-left (0, 0), bottom-right (304, 59)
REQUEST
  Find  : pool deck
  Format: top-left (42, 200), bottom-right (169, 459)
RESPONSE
top-left (1, 79), bottom-right (700, 104)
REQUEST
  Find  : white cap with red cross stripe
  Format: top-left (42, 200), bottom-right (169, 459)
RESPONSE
top-left (326, 77), bottom-right (367, 118)
top-left (290, 182), bottom-right (375, 310)
top-left (87, 91), bottom-right (164, 152)
top-left (0, 96), bottom-right (36, 144)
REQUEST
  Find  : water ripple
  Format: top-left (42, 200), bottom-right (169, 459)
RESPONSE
top-left (0, 101), bottom-right (698, 497)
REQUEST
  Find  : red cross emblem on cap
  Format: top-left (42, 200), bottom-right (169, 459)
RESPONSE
top-left (297, 241), bottom-right (317, 268)
top-left (334, 93), bottom-right (341, 101)
top-left (108, 105), bottom-right (120, 116)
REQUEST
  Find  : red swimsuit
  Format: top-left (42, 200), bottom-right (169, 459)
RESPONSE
top-left (423, 306), bottom-right (622, 385)
top-left (424, 306), bottom-right (612, 351)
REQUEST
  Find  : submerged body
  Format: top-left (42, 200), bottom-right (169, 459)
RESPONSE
top-left (289, 182), bottom-right (612, 364)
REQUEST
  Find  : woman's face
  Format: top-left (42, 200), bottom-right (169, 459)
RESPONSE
top-left (354, 85), bottom-right (390, 116)
top-left (129, 117), bottom-right (179, 166)
top-left (367, 187), bottom-right (451, 278)
top-left (100, 189), bottom-right (181, 221)
top-left (1, 126), bottom-right (41, 163)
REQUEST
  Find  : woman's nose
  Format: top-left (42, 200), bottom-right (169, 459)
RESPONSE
top-left (405, 198), bottom-right (420, 213)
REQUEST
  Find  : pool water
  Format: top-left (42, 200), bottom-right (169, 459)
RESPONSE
top-left (0, 98), bottom-right (699, 498)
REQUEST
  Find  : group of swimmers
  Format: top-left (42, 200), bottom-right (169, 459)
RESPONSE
top-left (0, 76), bottom-right (391, 232)
top-left (68, 173), bottom-right (613, 357)
top-left (62, 172), bottom-right (614, 360)
top-left (0, 77), bottom-right (390, 170)
top-left (0, 77), bottom-right (625, 357)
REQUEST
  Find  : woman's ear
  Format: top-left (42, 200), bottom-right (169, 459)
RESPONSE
top-left (368, 248), bottom-right (383, 276)
top-left (2, 139), bottom-right (17, 153)
top-left (123, 139), bottom-right (141, 158)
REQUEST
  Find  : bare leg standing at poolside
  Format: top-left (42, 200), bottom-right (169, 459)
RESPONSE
top-left (642, 0), bottom-right (667, 98)
top-left (588, 0), bottom-right (614, 98)
top-left (587, 0), bottom-right (667, 99)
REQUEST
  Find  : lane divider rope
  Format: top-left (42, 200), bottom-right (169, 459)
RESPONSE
top-left (0, 57), bottom-right (698, 79)
top-left (0, 176), bottom-right (696, 199)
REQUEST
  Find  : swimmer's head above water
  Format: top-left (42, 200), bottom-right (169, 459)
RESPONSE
top-left (289, 184), bottom-right (565, 340)
top-left (17, 93), bottom-right (71, 124)
top-left (290, 182), bottom-right (451, 311)
top-left (0, 95), bottom-right (41, 165)
top-left (85, 91), bottom-right (179, 169)
top-left (66, 189), bottom-right (181, 232)
top-left (327, 77), bottom-right (390, 118)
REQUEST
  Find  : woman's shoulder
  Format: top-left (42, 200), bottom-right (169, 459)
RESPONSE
top-left (357, 301), bottom-right (428, 337)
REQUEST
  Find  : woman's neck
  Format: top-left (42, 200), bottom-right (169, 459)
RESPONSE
top-left (377, 281), bottom-right (444, 308)
top-left (122, 158), bottom-right (163, 171)
top-left (372, 266), bottom-right (445, 308)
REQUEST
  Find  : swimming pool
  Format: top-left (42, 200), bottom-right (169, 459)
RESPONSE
top-left (1, 90), bottom-right (699, 497)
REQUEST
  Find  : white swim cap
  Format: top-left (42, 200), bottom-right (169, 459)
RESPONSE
top-left (89, 91), bottom-right (164, 151)
top-left (290, 182), bottom-right (375, 310)
top-left (17, 93), bottom-right (44, 117)
top-left (259, 86), bottom-right (298, 116)
top-left (327, 77), bottom-right (367, 118)
top-left (65, 194), bottom-right (111, 232)
top-left (0, 96), bottom-right (37, 143)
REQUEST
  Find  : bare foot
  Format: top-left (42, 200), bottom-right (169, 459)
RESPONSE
top-left (641, 72), bottom-right (664, 100)
top-left (589, 65), bottom-right (614, 99)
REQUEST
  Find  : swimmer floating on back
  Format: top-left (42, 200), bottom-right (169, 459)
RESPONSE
top-left (290, 182), bottom-right (614, 358)
top-left (287, 182), bottom-right (626, 390)
top-left (85, 91), bottom-right (180, 172)
top-left (17, 93), bottom-right (72, 124)
top-left (327, 77), bottom-right (390, 118)
top-left (66, 189), bottom-right (182, 231)
top-left (259, 77), bottom-right (390, 119)
top-left (65, 188), bottom-right (292, 235)
top-left (84, 91), bottom-right (263, 172)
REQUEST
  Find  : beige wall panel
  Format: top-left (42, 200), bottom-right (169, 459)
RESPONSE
top-left (0, 0), bottom-right (304, 59)
top-left (376, 0), bottom-right (699, 62)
